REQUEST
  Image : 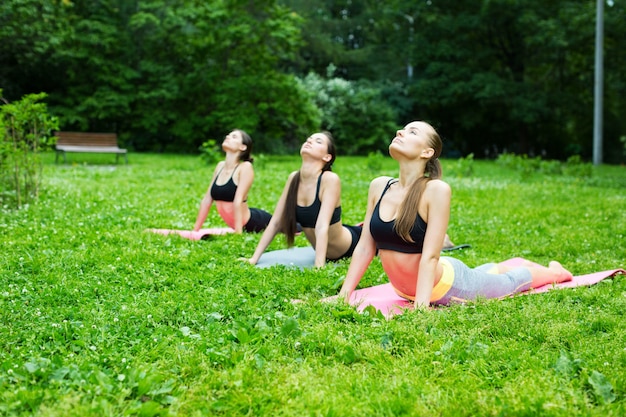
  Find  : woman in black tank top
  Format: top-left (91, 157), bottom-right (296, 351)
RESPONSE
top-left (245, 131), bottom-right (362, 268)
top-left (193, 129), bottom-right (271, 233)
top-left (337, 121), bottom-right (572, 309)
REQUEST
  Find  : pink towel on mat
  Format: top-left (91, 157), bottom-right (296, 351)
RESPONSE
top-left (342, 257), bottom-right (625, 318)
top-left (145, 228), bottom-right (234, 240)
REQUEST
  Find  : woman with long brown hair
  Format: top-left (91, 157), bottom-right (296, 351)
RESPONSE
top-left (246, 132), bottom-right (361, 268)
top-left (193, 129), bottom-right (271, 234)
top-left (338, 121), bottom-right (572, 307)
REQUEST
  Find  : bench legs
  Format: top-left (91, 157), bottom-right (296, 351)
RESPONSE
top-left (55, 151), bottom-right (67, 164)
top-left (55, 151), bottom-right (127, 164)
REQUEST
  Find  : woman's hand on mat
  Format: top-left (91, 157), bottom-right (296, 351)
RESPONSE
top-left (320, 295), bottom-right (340, 304)
top-left (238, 257), bottom-right (256, 265)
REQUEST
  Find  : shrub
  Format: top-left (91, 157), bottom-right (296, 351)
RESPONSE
top-left (366, 150), bottom-right (384, 172)
top-left (0, 90), bottom-right (58, 209)
top-left (449, 153), bottom-right (475, 178)
top-left (496, 152), bottom-right (593, 179)
top-left (199, 139), bottom-right (222, 165)
top-left (563, 155), bottom-right (592, 178)
top-left (299, 70), bottom-right (398, 155)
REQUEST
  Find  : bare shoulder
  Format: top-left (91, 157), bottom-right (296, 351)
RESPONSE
top-left (212, 160), bottom-right (225, 175)
top-left (424, 179), bottom-right (451, 197)
top-left (285, 170), bottom-right (299, 185)
top-left (239, 160), bottom-right (254, 173)
top-left (321, 170), bottom-right (340, 185)
top-left (369, 176), bottom-right (394, 195)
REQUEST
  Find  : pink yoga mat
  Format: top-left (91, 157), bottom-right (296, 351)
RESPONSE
top-left (341, 257), bottom-right (625, 318)
top-left (145, 228), bottom-right (234, 240)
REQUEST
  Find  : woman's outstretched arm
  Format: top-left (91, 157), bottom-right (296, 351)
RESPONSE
top-left (193, 162), bottom-right (222, 231)
top-left (247, 172), bottom-right (296, 264)
top-left (313, 172), bottom-right (341, 267)
top-left (232, 161), bottom-right (254, 233)
top-left (414, 179), bottom-right (450, 308)
top-left (338, 177), bottom-right (388, 301)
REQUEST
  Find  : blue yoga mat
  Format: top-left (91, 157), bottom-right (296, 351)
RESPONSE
top-left (256, 247), bottom-right (316, 269)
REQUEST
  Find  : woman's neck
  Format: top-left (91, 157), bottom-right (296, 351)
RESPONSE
top-left (398, 160), bottom-right (426, 187)
top-left (223, 152), bottom-right (240, 168)
top-left (299, 160), bottom-right (324, 180)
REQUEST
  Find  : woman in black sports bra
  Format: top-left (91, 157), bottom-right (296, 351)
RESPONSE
top-left (337, 121), bottom-right (572, 308)
top-left (193, 129), bottom-right (271, 233)
top-left (246, 131), bottom-right (362, 268)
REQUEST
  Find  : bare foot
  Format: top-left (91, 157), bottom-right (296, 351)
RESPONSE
top-left (443, 234), bottom-right (454, 249)
top-left (548, 261), bottom-right (573, 283)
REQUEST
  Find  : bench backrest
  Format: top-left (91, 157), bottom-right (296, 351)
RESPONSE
top-left (55, 132), bottom-right (119, 147)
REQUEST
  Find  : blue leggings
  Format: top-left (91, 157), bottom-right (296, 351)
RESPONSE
top-left (433, 257), bottom-right (533, 305)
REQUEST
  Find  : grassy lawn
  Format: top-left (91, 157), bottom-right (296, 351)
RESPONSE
top-left (1, 152), bottom-right (625, 416)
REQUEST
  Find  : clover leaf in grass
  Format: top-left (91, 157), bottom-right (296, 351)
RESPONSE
top-left (587, 370), bottom-right (615, 405)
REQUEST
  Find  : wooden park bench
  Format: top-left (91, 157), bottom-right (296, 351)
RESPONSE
top-left (54, 131), bottom-right (128, 164)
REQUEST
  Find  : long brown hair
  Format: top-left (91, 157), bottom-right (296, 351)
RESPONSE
top-left (394, 123), bottom-right (443, 242)
top-left (282, 132), bottom-right (336, 246)
top-left (235, 129), bottom-right (253, 163)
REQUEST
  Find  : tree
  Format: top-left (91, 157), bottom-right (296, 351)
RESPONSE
top-left (1, 0), bottom-right (320, 153)
top-left (408, 0), bottom-right (623, 160)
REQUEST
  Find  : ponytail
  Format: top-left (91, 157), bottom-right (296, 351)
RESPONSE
top-left (394, 126), bottom-right (443, 242)
top-left (281, 172), bottom-right (300, 246)
top-left (236, 129), bottom-right (254, 163)
top-left (281, 131), bottom-right (337, 245)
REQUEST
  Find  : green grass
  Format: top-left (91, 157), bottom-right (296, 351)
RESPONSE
top-left (1, 152), bottom-right (625, 416)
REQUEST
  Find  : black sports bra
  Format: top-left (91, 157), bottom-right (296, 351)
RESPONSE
top-left (210, 165), bottom-right (244, 202)
top-left (296, 173), bottom-right (342, 228)
top-left (370, 179), bottom-right (427, 254)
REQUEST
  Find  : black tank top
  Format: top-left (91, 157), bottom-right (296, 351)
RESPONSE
top-left (296, 173), bottom-right (341, 228)
top-left (210, 165), bottom-right (242, 202)
top-left (370, 179), bottom-right (427, 254)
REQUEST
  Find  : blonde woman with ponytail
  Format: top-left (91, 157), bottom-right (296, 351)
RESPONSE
top-left (338, 121), bottom-right (572, 308)
top-left (246, 132), bottom-right (362, 268)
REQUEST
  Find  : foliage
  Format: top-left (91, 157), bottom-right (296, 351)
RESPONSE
top-left (563, 155), bottom-right (593, 178)
top-left (1, 0), bottom-right (318, 154)
top-left (448, 152), bottom-right (475, 178)
top-left (198, 139), bottom-right (221, 165)
top-left (1, 0), bottom-right (625, 160)
top-left (365, 150), bottom-right (384, 172)
top-left (0, 90), bottom-right (58, 209)
top-left (299, 70), bottom-right (398, 154)
top-left (496, 152), bottom-right (595, 181)
top-left (284, 0), bottom-right (626, 162)
top-left (413, 0), bottom-right (626, 162)
top-left (0, 153), bottom-right (625, 415)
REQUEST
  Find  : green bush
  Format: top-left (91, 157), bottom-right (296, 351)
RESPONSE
top-left (563, 155), bottom-right (593, 178)
top-left (299, 70), bottom-right (398, 155)
top-left (0, 90), bottom-right (58, 209)
top-left (199, 139), bottom-right (222, 165)
top-left (449, 152), bottom-right (475, 178)
top-left (495, 152), bottom-right (594, 180)
top-left (366, 150), bottom-right (384, 172)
